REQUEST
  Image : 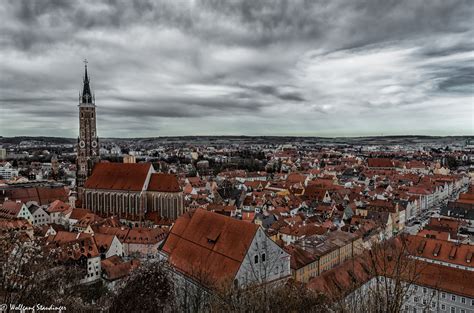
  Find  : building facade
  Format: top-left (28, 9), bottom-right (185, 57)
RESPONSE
top-left (160, 209), bottom-right (291, 289)
top-left (83, 163), bottom-right (185, 221)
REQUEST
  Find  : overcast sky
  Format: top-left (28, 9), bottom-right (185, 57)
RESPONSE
top-left (1, 0), bottom-right (473, 137)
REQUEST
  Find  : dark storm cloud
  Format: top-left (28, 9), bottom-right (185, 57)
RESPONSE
top-left (239, 84), bottom-right (306, 102)
top-left (107, 94), bottom-right (266, 118)
top-left (437, 67), bottom-right (474, 93)
top-left (0, 0), bottom-right (473, 137)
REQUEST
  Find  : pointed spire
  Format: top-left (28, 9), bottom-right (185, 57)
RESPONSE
top-left (81, 59), bottom-right (93, 104)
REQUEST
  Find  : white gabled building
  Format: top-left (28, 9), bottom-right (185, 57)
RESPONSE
top-left (28, 205), bottom-right (50, 226)
top-left (0, 200), bottom-right (33, 224)
top-left (0, 162), bottom-right (18, 180)
top-left (47, 199), bottom-right (73, 225)
top-left (160, 209), bottom-right (291, 289)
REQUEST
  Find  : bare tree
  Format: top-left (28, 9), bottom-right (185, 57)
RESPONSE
top-left (0, 231), bottom-right (91, 312)
top-left (329, 236), bottom-right (437, 313)
top-left (108, 260), bottom-right (174, 313)
top-left (210, 280), bottom-right (329, 313)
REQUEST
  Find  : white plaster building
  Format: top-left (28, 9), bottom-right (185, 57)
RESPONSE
top-left (160, 209), bottom-right (291, 289)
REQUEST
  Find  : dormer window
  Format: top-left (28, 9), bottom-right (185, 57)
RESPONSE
top-left (206, 229), bottom-right (221, 244)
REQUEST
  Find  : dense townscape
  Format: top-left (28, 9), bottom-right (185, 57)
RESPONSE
top-left (1, 0), bottom-right (473, 311)
top-left (1, 129), bottom-right (474, 311)
top-left (1, 62), bottom-right (474, 312)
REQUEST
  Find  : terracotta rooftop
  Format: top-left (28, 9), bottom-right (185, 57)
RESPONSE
top-left (161, 209), bottom-right (259, 287)
top-left (285, 244), bottom-right (318, 270)
top-left (47, 199), bottom-right (71, 213)
top-left (124, 227), bottom-right (166, 244)
top-left (367, 158), bottom-right (396, 168)
top-left (0, 218), bottom-right (32, 232)
top-left (84, 162), bottom-right (152, 191)
top-left (406, 235), bottom-right (474, 268)
top-left (101, 256), bottom-right (139, 281)
top-left (308, 249), bottom-right (474, 300)
top-left (69, 208), bottom-right (92, 220)
top-left (2, 186), bottom-right (69, 205)
top-left (147, 173), bottom-right (180, 192)
top-left (47, 231), bottom-right (99, 260)
top-left (0, 200), bottom-right (24, 217)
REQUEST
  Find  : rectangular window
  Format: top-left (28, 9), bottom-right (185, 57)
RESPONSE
top-left (461, 298), bottom-right (465, 304)
top-left (452, 295), bottom-right (456, 301)
top-left (441, 304), bottom-right (445, 310)
top-left (450, 307), bottom-right (455, 313)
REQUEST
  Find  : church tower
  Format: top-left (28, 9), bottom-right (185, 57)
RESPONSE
top-left (76, 60), bottom-right (100, 189)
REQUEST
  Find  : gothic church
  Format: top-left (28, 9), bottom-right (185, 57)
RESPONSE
top-left (76, 62), bottom-right (184, 221)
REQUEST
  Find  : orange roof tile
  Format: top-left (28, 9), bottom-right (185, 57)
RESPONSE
top-left (147, 173), bottom-right (180, 192)
top-left (161, 209), bottom-right (258, 287)
top-left (84, 163), bottom-right (152, 191)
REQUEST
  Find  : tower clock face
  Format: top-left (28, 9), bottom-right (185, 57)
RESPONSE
top-left (79, 140), bottom-right (85, 148)
top-left (92, 140), bottom-right (97, 148)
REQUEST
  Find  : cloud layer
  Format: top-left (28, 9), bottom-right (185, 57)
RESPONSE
top-left (0, 0), bottom-right (473, 137)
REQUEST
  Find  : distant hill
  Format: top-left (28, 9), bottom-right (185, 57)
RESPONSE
top-left (0, 135), bottom-right (472, 146)
top-left (0, 136), bottom-right (76, 145)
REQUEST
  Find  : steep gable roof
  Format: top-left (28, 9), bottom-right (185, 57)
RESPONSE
top-left (47, 199), bottom-right (71, 213)
top-left (84, 163), bottom-right (152, 191)
top-left (161, 209), bottom-right (258, 287)
top-left (2, 186), bottom-right (69, 205)
top-left (147, 173), bottom-right (180, 192)
top-left (406, 235), bottom-right (474, 268)
top-left (0, 200), bottom-right (24, 216)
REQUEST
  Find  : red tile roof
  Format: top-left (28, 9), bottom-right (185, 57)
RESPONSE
top-left (308, 249), bottom-right (474, 299)
top-left (0, 200), bottom-right (24, 217)
top-left (124, 227), bottom-right (166, 244)
top-left (0, 218), bottom-right (32, 232)
top-left (50, 235), bottom-right (100, 260)
top-left (47, 199), bottom-right (71, 213)
top-left (91, 232), bottom-right (116, 250)
top-left (2, 186), bottom-right (69, 205)
top-left (147, 173), bottom-right (180, 192)
top-left (367, 158), bottom-right (396, 168)
top-left (84, 163), bottom-right (152, 191)
top-left (303, 185), bottom-right (328, 201)
top-left (48, 230), bottom-right (81, 244)
top-left (101, 256), bottom-right (139, 280)
top-left (406, 235), bottom-right (474, 268)
top-left (75, 213), bottom-right (104, 228)
top-left (161, 209), bottom-right (258, 287)
top-left (69, 208), bottom-right (92, 220)
top-left (285, 244), bottom-right (318, 270)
